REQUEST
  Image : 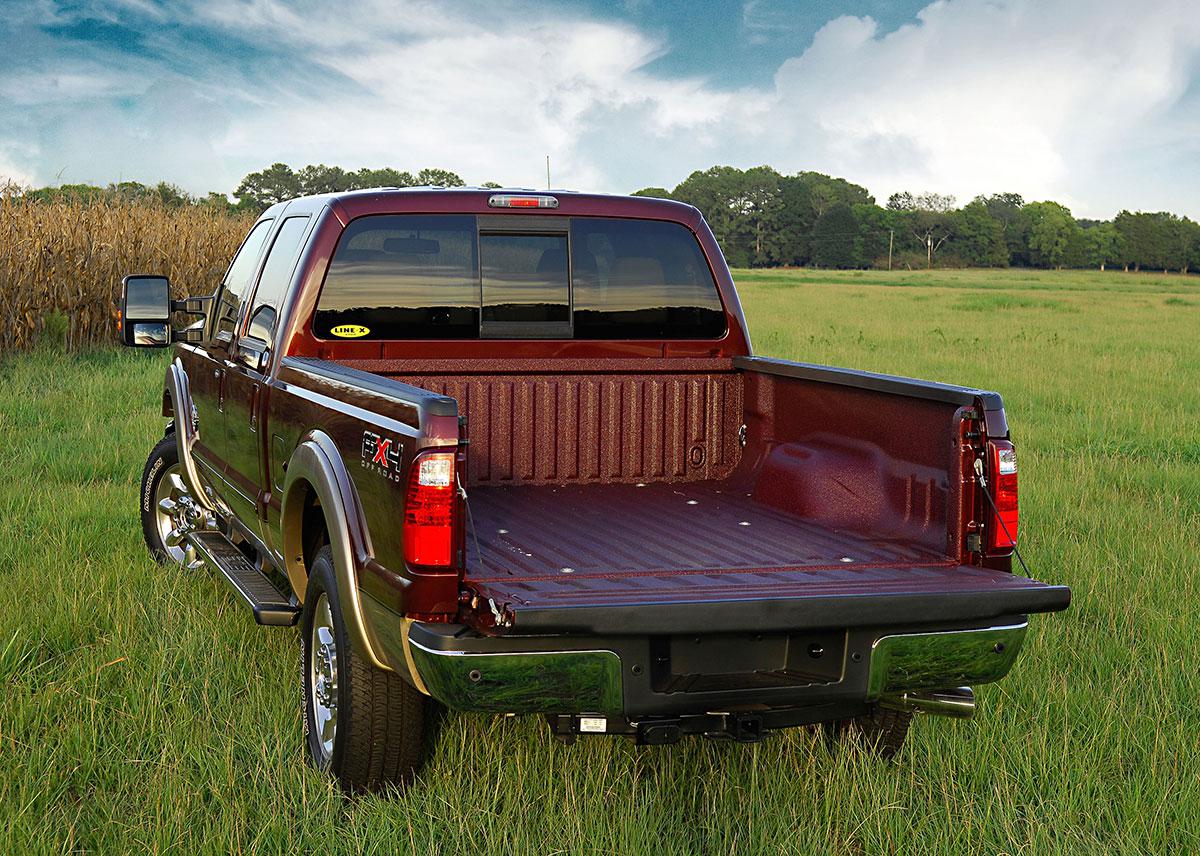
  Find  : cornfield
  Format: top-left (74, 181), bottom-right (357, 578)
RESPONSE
top-left (0, 195), bottom-right (254, 352)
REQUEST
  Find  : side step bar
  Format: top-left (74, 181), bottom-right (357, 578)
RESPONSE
top-left (188, 531), bottom-right (300, 626)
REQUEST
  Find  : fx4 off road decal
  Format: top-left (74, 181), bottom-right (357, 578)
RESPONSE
top-left (362, 430), bottom-right (403, 482)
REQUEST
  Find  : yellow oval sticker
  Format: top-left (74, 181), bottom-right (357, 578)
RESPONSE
top-left (330, 324), bottom-right (370, 338)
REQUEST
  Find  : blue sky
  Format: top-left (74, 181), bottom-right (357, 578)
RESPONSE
top-left (1, 0), bottom-right (1198, 218)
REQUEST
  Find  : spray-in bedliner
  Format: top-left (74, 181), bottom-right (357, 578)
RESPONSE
top-left (464, 481), bottom-right (1069, 634)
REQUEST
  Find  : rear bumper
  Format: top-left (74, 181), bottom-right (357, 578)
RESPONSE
top-left (406, 618), bottom-right (1031, 718)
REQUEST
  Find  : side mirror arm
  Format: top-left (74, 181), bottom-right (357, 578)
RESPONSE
top-left (171, 295), bottom-right (212, 315)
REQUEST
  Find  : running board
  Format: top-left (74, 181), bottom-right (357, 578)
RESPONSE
top-left (188, 531), bottom-right (300, 626)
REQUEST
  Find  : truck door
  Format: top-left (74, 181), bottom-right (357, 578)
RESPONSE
top-left (190, 217), bottom-right (274, 485)
top-left (223, 215), bottom-right (312, 545)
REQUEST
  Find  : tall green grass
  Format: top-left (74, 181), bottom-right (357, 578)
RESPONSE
top-left (1, 268), bottom-right (1198, 853)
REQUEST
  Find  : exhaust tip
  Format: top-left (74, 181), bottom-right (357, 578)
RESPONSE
top-left (881, 686), bottom-right (975, 719)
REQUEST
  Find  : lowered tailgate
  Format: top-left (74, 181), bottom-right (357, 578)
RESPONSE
top-left (470, 563), bottom-right (1070, 635)
top-left (464, 482), bottom-right (1070, 635)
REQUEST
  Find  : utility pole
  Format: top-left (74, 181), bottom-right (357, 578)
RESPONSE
top-left (546, 155), bottom-right (551, 190)
top-left (888, 230), bottom-right (894, 271)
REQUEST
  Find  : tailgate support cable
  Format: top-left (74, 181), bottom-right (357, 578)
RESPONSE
top-left (973, 460), bottom-right (1031, 578)
top-left (459, 473), bottom-right (488, 576)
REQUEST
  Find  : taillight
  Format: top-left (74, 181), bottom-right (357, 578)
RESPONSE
top-left (404, 451), bottom-right (456, 567)
top-left (988, 440), bottom-right (1019, 550)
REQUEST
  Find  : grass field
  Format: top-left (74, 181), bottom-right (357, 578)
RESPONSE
top-left (2, 267), bottom-right (1198, 854)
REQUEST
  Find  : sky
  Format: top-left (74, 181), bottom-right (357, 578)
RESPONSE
top-left (1, 0), bottom-right (1199, 219)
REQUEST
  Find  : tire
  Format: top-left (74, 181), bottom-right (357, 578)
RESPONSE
top-left (140, 434), bottom-right (182, 563)
top-left (822, 707), bottom-right (913, 760)
top-left (300, 545), bottom-right (430, 793)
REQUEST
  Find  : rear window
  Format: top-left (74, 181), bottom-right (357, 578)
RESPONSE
top-left (314, 215), bottom-right (478, 339)
top-left (313, 214), bottom-right (725, 340)
top-left (571, 218), bottom-right (725, 339)
top-left (480, 232), bottom-right (571, 338)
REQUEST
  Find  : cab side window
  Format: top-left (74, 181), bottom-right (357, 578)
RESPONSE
top-left (214, 219), bottom-right (274, 340)
top-left (245, 216), bottom-right (310, 345)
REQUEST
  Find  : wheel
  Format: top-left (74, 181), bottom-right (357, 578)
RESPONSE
top-left (301, 545), bottom-right (430, 793)
top-left (140, 434), bottom-right (197, 564)
top-left (822, 707), bottom-right (913, 760)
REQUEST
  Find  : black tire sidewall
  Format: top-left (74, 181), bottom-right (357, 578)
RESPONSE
top-left (300, 546), bottom-right (353, 775)
top-left (139, 435), bottom-right (179, 563)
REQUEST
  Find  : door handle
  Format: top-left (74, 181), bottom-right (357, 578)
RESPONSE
top-left (249, 387), bottom-right (259, 433)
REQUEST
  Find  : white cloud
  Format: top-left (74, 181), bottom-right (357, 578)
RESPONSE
top-left (200, 3), bottom-right (765, 191)
top-left (763, 0), bottom-right (1200, 215)
top-left (1, 0), bottom-right (1197, 217)
top-left (0, 154), bottom-right (35, 187)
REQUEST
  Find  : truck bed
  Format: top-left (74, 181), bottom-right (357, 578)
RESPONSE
top-left (465, 481), bottom-right (1070, 634)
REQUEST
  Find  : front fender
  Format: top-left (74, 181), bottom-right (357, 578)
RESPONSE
top-left (281, 431), bottom-right (392, 672)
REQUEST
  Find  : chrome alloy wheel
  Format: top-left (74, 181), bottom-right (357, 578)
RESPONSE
top-left (309, 593), bottom-right (339, 761)
top-left (155, 465), bottom-right (205, 565)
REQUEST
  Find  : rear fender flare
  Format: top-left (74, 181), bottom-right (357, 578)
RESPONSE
top-left (281, 431), bottom-right (391, 671)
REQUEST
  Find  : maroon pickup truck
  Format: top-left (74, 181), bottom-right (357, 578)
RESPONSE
top-left (119, 188), bottom-right (1069, 792)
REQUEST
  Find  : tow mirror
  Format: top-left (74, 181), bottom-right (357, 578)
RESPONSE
top-left (119, 275), bottom-right (208, 347)
top-left (120, 275), bottom-right (171, 347)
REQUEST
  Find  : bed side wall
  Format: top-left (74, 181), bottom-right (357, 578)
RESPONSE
top-left (739, 369), bottom-right (970, 559)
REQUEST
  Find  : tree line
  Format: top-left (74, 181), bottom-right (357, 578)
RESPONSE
top-left (14, 161), bottom-right (1199, 273)
top-left (14, 163), bottom-right (476, 215)
top-left (635, 166), bottom-right (1200, 273)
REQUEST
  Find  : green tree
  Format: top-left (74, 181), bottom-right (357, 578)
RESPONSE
top-left (810, 202), bottom-right (859, 268)
top-left (1185, 218), bottom-right (1200, 273)
top-left (974, 193), bottom-right (1028, 265)
top-left (737, 166), bottom-right (783, 265)
top-left (1162, 215), bottom-right (1200, 273)
top-left (1024, 201), bottom-right (1081, 268)
top-left (907, 210), bottom-right (954, 267)
top-left (415, 168), bottom-right (465, 187)
top-left (107, 181), bottom-right (150, 202)
top-left (776, 172), bottom-right (872, 265)
top-left (952, 200), bottom-right (1008, 266)
top-left (234, 163), bottom-right (300, 209)
top-left (1113, 211), bottom-right (1175, 271)
top-left (150, 181), bottom-right (193, 207)
top-left (296, 164), bottom-right (353, 195)
top-left (669, 165), bottom-right (784, 266)
top-left (631, 186), bottom-right (671, 198)
top-left (353, 167), bottom-right (417, 188)
top-left (852, 204), bottom-right (893, 267)
top-left (672, 166), bottom-right (757, 266)
top-left (200, 191), bottom-right (236, 214)
top-left (888, 193), bottom-right (957, 267)
top-left (24, 183), bottom-right (105, 203)
top-left (1083, 222), bottom-right (1120, 270)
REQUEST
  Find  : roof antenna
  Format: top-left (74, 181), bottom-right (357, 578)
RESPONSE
top-left (546, 155), bottom-right (551, 190)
